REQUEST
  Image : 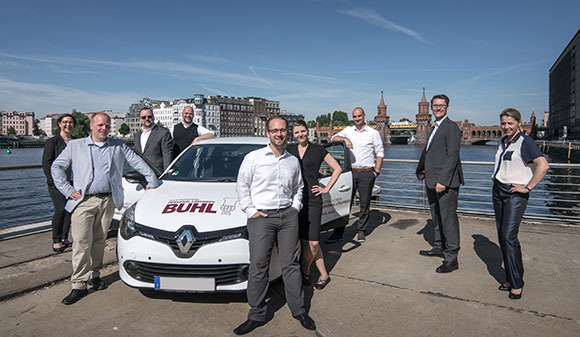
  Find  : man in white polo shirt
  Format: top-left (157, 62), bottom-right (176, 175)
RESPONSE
top-left (234, 116), bottom-right (315, 335)
top-left (326, 107), bottom-right (384, 243)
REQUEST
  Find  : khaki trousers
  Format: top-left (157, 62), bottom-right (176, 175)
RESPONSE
top-left (70, 195), bottom-right (115, 290)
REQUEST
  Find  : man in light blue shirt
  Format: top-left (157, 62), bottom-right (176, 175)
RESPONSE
top-left (52, 112), bottom-right (159, 305)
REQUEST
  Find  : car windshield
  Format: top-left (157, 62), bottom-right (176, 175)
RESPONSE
top-left (163, 143), bottom-right (265, 182)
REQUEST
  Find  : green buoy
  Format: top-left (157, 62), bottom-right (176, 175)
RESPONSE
top-left (6, 146), bottom-right (11, 154)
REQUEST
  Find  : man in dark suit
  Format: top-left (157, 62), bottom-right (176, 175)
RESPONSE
top-left (134, 107), bottom-right (174, 173)
top-left (416, 94), bottom-right (464, 273)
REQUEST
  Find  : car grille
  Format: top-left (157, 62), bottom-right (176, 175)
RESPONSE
top-left (134, 224), bottom-right (247, 258)
top-left (124, 260), bottom-right (249, 286)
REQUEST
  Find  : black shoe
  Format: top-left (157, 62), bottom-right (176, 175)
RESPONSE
top-left (314, 277), bottom-right (331, 290)
top-left (356, 231), bottom-right (366, 242)
top-left (294, 313), bottom-right (316, 330)
top-left (90, 277), bottom-right (108, 291)
top-left (52, 244), bottom-right (65, 253)
top-left (498, 283), bottom-right (511, 291)
top-left (325, 232), bottom-right (343, 243)
top-left (436, 261), bottom-right (458, 273)
top-left (419, 248), bottom-right (444, 257)
top-left (509, 288), bottom-right (523, 300)
top-left (61, 239), bottom-right (72, 248)
top-left (233, 319), bottom-right (265, 335)
top-left (302, 274), bottom-right (312, 286)
top-left (61, 289), bottom-right (88, 305)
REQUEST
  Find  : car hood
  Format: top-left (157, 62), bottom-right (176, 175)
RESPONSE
top-left (134, 180), bottom-right (247, 233)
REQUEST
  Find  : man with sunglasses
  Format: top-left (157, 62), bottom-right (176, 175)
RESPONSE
top-left (416, 94), bottom-right (464, 273)
top-left (234, 116), bottom-right (315, 335)
top-left (134, 107), bottom-right (174, 172)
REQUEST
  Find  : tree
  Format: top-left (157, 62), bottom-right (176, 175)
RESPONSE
top-left (306, 120), bottom-right (316, 128)
top-left (71, 109), bottom-right (91, 138)
top-left (315, 113), bottom-right (331, 127)
top-left (118, 123), bottom-right (130, 137)
top-left (33, 119), bottom-right (46, 136)
top-left (156, 121), bottom-right (168, 130)
top-left (332, 111), bottom-right (349, 126)
top-left (7, 127), bottom-right (17, 137)
top-left (399, 118), bottom-right (412, 123)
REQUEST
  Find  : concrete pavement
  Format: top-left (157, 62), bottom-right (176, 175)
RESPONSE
top-left (1, 208), bottom-right (579, 336)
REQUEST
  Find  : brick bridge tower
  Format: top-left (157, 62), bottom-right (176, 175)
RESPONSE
top-left (374, 91), bottom-right (390, 144)
top-left (415, 87), bottom-right (432, 145)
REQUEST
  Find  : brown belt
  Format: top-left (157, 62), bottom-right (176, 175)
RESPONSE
top-left (352, 167), bottom-right (374, 172)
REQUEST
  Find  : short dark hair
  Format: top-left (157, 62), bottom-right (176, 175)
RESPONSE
top-left (292, 119), bottom-right (308, 131)
top-left (430, 94), bottom-right (450, 106)
top-left (57, 113), bottom-right (76, 126)
top-left (267, 116), bottom-right (288, 130)
top-left (139, 107), bottom-right (153, 115)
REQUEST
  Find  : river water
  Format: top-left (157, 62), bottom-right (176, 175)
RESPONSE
top-left (0, 145), bottom-right (578, 230)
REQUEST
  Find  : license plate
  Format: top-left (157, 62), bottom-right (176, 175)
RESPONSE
top-left (154, 276), bottom-right (215, 291)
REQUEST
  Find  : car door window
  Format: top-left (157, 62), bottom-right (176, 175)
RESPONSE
top-left (319, 142), bottom-right (349, 177)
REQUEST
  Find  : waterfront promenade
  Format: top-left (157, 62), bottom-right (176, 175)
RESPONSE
top-left (1, 207), bottom-right (579, 336)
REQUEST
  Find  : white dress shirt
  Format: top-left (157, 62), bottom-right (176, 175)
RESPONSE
top-left (169, 122), bottom-right (213, 137)
top-left (140, 125), bottom-right (155, 152)
top-left (236, 145), bottom-right (304, 218)
top-left (331, 125), bottom-right (384, 169)
top-left (427, 115), bottom-right (447, 150)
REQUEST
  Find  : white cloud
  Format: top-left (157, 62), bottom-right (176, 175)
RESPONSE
top-left (337, 8), bottom-right (430, 44)
top-left (0, 76), bottom-right (141, 117)
top-left (48, 64), bottom-right (97, 74)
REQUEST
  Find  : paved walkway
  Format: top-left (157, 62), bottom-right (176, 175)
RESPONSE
top-left (1, 208), bottom-right (579, 336)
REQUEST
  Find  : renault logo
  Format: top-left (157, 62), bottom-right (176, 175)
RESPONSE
top-left (176, 229), bottom-right (195, 254)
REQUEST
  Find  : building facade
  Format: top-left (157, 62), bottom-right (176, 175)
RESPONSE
top-left (549, 29), bottom-right (580, 139)
top-left (40, 113), bottom-right (60, 136)
top-left (0, 111), bottom-right (34, 136)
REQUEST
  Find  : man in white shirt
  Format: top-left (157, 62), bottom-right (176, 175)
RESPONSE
top-left (234, 116), bottom-right (315, 335)
top-left (134, 108), bottom-right (173, 173)
top-left (171, 106), bottom-right (215, 156)
top-left (326, 107), bottom-right (384, 243)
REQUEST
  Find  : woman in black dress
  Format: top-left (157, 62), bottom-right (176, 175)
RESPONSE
top-left (287, 120), bottom-right (342, 289)
top-left (42, 114), bottom-right (76, 252)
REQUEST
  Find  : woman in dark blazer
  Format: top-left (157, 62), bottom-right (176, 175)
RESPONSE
top-left (493, 108), bottom-right (549, 299)
top-left (42, 114), bottom-right (76, 252)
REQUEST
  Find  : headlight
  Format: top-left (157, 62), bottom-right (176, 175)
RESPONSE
top-left (119, 203), bottom-right (137, 240)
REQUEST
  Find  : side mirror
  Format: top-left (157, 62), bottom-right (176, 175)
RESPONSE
top-left (124, 170), bottom-right (147, 186)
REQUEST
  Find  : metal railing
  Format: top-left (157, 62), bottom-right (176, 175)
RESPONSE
top-left (373, 159), bottom-right (580, 224)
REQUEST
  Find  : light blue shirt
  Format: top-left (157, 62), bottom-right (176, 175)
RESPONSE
top-left (86, 139), bottom-right (111, 194)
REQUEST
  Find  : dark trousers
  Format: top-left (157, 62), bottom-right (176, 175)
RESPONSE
top-left (246, 207), bottom-right (304, 321)
top-left (492, 181), bottom-right (527, 289)
top-left (335, 170), bottom-right (375, 235)
top-left (427, 187), bottom-right (460, 263)
top-left (47, 184), bottom-right (71, 244)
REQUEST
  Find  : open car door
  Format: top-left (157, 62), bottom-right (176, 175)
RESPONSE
top-left (320, 141), bottom-right (352, 231)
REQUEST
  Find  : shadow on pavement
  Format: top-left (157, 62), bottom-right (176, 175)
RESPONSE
top-left (417, 219), bottom-right (436, 247)
top-left (472, 234), bottom-right (505, 285)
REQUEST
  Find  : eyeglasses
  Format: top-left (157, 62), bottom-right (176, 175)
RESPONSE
top-left (431, 104), bottom-right (448, 109)
top-left (60, 121), bottom-right (75, 125)
top-left (140, 115), bottom-right (154, 120)
top-left (268, 128), bottom-right (288, 134)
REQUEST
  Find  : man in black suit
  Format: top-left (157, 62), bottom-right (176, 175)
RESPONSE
top-left (134, 107), bottom-right (174, 173)
top-left (416, 94), bottom-right (464, 273)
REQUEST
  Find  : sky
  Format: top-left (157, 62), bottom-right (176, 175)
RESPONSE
top-left (0, 0), bottom-right (578, 126)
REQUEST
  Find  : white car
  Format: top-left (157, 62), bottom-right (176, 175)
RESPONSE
top-left (116, 137), bottom-right (353, 292)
